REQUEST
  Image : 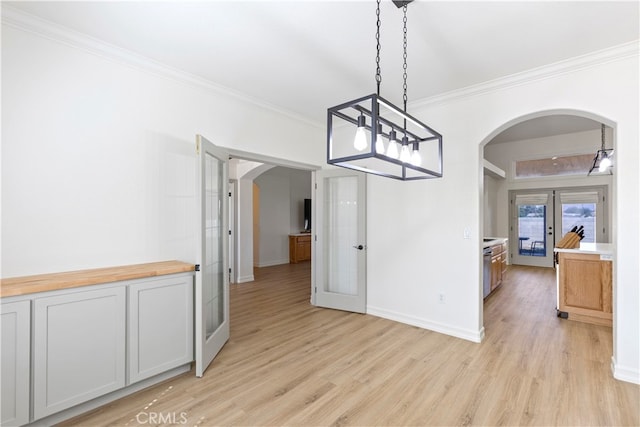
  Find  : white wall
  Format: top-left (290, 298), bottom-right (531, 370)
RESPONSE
top-left (483, 174), bottom-right (500, 237)
top-left (366, 50), bottom-right (639, 384)
top-left (1, 23), bottom-right (323, 278)
top-left (254, 167), bottom-right (311, 267)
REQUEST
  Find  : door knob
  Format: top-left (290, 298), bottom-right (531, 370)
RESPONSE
top-left (353, 245), bottom-right (364, 250)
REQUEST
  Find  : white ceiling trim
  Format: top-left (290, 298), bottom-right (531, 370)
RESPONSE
top-left (410, 40), bottom-right (640, 112)
top-left (1, 5), bottom-right (323, 129)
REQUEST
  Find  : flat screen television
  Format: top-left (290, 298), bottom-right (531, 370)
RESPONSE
top-left (304, 198), bottom-right (311, 231)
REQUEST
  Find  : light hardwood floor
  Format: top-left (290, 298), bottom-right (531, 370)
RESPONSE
top-left (62, 263), bottom-right (639, 426)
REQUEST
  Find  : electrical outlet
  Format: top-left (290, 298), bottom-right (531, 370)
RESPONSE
top-left (463, 227), bottom-right (471, 239)
top-left (438, 293), bottom-right (445, 304)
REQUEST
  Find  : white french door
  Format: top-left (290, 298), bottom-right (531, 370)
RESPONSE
top-left (510, 186), bottom-right (608, 268)
top-left (195, 135), bottom-right (229, 377)
top-left (314, 169), bottom-right (367, 313)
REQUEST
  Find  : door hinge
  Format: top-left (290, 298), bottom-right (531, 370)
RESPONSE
top-left (195, 264), bottom-right (200, 271)
top-left (315, 183), bottom-right (317, 190)
top-left (196, 139), bottom-right (200, 155)
top-left (314, 287), bottom-right (317, 294)
top-left (229, 192), bottom-right (231, 197)
top-left (229, 230), bottom-right (232, 235)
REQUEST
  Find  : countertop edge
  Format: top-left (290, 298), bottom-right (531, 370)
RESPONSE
top-left (554, 243), bottom-right (614, 256)
top-left (482, 237), bottom-right (508, 248)
top-left (0, 261), bottom-right (196, 298)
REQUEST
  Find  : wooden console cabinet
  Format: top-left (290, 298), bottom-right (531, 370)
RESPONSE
top-left (289, 234), bottom-right (311, 263)
top-left (556, 251), bottom-right (612, 326)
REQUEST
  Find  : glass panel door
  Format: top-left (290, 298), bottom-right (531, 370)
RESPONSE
top-left (195, 135), bottom-right (229, 377)
top-left (511, 191), bottom-right (554, 267)
top-left (315, 169), bottom-right (366, 313)
top-left (556, 189), bottom-right (606, 243)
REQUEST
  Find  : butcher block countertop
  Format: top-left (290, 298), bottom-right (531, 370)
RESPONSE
top-left (0, 261), bottom-right (196, 298)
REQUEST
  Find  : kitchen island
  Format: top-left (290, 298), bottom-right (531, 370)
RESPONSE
top-left (554, 243), bottom-right (613, 326)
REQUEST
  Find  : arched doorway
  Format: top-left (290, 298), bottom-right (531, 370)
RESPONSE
top-left (478, 109), bottom-right (616, 330)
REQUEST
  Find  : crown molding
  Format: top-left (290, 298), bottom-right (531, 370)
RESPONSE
top-left (3, 5), bottom-right (638, 126)
top-left (1, 5), bottom-right (324, 129)
top-left (410, 40), bottom-right (640, 112)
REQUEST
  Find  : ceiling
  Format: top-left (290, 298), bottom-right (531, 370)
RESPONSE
top-left (4, 1), bottom-right (639, 138)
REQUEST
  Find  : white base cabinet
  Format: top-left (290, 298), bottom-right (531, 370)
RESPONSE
top-left (33, 287), bottom-right (127, 419)
top-left (1, 301), bottom-right (31, 426)
top-left (1, 269), bottom-right (194, 426)
top-left (128, 276), bottom-right (194, 384)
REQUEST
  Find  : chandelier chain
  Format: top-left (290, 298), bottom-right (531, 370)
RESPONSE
top-left (402, 4), bottom-right (408, 112)
top-left (375, 0), bottom-right (381, 96)
top-left (601, 124), bottom-right (606, 150)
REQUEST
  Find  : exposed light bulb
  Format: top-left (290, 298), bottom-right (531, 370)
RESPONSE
top-left (598, 155), bottom-right (612, 172)
top-left (410, 143), bottom-right (422, 166)
top-left (375, 123), bottom-right (385, 154)
top-left (353, 115), bottom-right (368, 151)
top-left (399, 137), bottom-right (411, 163)
top-left (386, 130), bottom-right (399, 159)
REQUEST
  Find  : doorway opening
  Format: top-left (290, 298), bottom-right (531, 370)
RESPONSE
top-left (225, 149), bottom-right (318, 292)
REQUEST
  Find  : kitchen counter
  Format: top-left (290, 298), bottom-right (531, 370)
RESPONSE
top-left (554, 242), bottom-right (613, 257)
top-left (483, 237), bottom-right (508, 248)
top-left (0, 261), bottom-right (195, 298)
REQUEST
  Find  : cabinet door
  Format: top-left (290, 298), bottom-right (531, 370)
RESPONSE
top-left (558, 252), bottom-right (612, 325)
top-left (33, 287), bottom-right (126, 420)
top-left (1, 300), bottom-right (30, 426)
top-left (491, 256), bottom-right (502, 290)
top-left (128, 275), bottom-right (194, 384)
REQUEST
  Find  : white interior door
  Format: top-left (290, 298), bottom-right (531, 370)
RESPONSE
top-left (195, 135), bottom-right (229, 377)
top-left (510, 191), bottom-right (554, 267)
top-left (314, 169), bottom-right (366, 313)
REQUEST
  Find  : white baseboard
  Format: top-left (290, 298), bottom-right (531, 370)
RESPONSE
top-left (236, 275), bottom-right (254, 283)
top-left (367, 305), bottom-right (484, 343)
top-left (255, 259), bottom-right (289, 268)
top-left (611, 356), bottom-right (640, 384)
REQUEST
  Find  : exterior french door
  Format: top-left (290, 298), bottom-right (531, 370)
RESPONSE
top-left (510, 191), bottom-right (555, 267)
top-left (195, 135), bottom-right (229, 377)
top-left (510, 187), bottom-right (608, 268)
top-left (314, 169), bottom-right (367, 313)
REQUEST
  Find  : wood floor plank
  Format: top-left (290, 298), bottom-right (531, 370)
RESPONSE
top-left (60, 262), bottom-right (639, 426)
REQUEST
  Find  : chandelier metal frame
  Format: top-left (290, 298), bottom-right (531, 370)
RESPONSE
top-left (326, 0), bottom-right (443, 181)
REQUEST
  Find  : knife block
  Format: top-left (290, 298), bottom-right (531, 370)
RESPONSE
top-left (556, 232), bottom-right (581, 249)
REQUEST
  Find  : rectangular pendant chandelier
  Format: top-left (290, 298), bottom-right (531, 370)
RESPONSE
top-left (327, 93), bottom-right (443, 181)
